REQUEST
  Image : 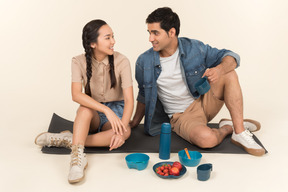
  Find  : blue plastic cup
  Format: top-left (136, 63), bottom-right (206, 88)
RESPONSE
top-left (197, 163), bottom-right (213, 181)
top-left (195, 76), bottom-right (210, 95)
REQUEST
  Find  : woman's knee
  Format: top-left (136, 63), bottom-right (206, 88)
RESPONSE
top-left (123, 126), bottom-right (131, 140)
top-left (76, 105), bottom-right (94, 118)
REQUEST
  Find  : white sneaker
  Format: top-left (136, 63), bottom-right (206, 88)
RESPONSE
top-left (68, 145), bottom-right (88, 184)
top-left (34, 130), bottom-right (72, 148)
top-left (219, 119), bottom-right (261, 132)
top-left (231, 130), bottom-right (265, 156)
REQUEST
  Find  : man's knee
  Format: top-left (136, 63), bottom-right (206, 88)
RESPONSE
top-left (224, 70), bottom-right (239, 83)
top-left (189, 129), bottom-right (219, 148)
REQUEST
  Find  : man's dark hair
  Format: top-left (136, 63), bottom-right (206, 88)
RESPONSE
top-left (146, 7), bottom-right (180, 36)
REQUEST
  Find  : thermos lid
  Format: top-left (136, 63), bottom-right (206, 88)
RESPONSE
top-left (161, 123), bottom-right (171, 133)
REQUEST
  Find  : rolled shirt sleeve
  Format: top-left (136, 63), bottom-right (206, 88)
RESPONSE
top-left (198, 40), bottom-right (240, 69)
top-left (223, 51), bottom-right (240, 68)
top-left (71, 57), bottom-right (83, 83)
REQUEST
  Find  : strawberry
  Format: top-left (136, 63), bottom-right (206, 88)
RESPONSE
top-left (172, 161), bottom-right (182, 171)
top-left (169, 167), bottom-right (180, 176)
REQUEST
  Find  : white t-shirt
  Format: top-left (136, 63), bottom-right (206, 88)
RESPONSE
top-left (157, 48), bottom-right (194, 118)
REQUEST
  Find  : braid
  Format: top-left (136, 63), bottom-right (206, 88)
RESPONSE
top-left (84, 36), bottom-right (93, 97)
top-left (108, 55), bottom-right (116, 88)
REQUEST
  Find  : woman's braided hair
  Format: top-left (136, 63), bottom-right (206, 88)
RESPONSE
top-left (82, 19), bottom-right (116, 97)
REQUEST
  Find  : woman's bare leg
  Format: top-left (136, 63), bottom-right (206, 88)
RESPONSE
top-left (72, 105), bottom-right (100, 146)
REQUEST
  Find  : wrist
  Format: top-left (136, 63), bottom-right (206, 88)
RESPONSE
top-left (217, 64), bottom-right (225, 75)
top-left (121, 119), bottom-right (129, 128)
top-left (130, 119), bottom-right (139, 128)
top-left (102, 105), bottom-right (110, 114)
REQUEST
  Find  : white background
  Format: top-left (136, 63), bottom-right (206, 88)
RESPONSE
top-left (1, 0), bottom-right (287, 191)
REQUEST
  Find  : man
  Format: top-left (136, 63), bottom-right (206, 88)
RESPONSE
top-left (130, 7), bottom-right (265, 156)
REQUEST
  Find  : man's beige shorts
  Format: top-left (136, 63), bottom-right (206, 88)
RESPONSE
top-left (170, 89), bottom-right (224, 142)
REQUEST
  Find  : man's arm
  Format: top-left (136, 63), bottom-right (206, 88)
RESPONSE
top-left (217, 55), bottom-right (237, 74)
top-left (130, 55), bottom-right (146, 128)
top-left (130, 101), bottom-right (145, 128)
top-left (203, 56), bottom-right (237, 83)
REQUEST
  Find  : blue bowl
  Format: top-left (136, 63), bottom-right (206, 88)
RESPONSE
top-left (178, 150), bottom-right (202, 167)
top-left (125, 153), bottom-right (149, 171)
top-left (153, 161), bottom-right (187, 179)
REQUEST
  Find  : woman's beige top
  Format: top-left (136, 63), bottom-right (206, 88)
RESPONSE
top-left (71, 51), bottom-right (133, 103)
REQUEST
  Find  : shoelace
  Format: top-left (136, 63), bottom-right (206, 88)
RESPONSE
top-left (70, 147), bottom-right (82, 167)
top-left (243, 122), bottom-right (254, 131)
top-left (244, 124), bottom-right (249, 130)
top-left (241, 130), bottom-right (256, 144)
top-left (50, 137), bottom-right (72, 148)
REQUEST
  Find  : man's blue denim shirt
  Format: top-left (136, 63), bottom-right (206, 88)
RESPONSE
top-left (135, 37), bottom-right (240, 136)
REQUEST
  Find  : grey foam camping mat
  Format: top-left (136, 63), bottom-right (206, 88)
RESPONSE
top-left (41, 113), bottom-right (268, 154)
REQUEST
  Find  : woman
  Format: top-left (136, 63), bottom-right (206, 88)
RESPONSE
top-left (35, 19), bottom-right (134, 184)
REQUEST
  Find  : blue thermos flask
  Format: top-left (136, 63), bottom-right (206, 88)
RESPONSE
top-left (159, 123), bottom-right (171, 160)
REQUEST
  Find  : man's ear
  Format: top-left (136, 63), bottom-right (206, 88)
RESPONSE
top-left (168, 28), bottom-right (176, 37)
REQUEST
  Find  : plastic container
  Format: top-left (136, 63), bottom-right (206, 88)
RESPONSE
top-left (178, 150), bottom-right (202, 167)
top-left (197, 163), bottom-right (213, 181)
top-left (159, 123), bottom-right (171, 160)
top-left (153, 161), bottom-right (187, 179)
top-left (125, 153), bottom-right (149, 171)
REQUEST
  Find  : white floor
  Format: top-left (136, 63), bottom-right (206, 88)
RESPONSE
top-left (1, 115), bottom-right (287, 192)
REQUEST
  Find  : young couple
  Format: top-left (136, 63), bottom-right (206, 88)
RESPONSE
top-left (35, 7), bottom-right (265, 184)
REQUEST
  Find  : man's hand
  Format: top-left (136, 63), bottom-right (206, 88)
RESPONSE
top-left (203, 56), bottom-right (237, 84)
top-left (202, 65), bottom-right (223, 84)
top-left (129, 101), bottom-right (145, 129)
top-left (129, 120), bottom-right (139, 129)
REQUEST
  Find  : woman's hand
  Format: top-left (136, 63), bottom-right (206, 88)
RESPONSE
top-left (104, 107), bottom-right (127, 135)
top-left (109, 134), bottom-right (125, 151)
